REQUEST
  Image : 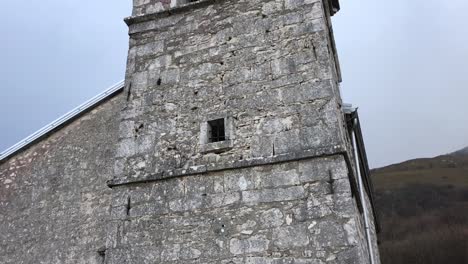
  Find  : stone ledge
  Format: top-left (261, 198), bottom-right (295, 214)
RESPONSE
top-left (199, 140), bottom-right (233, 154)
top-left (125, 0), bottom-right (224, 26)
top-left (107, 144), bottom-right (348, 187)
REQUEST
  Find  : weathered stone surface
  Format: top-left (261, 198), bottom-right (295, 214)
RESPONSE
top-left (114, 0), bottom-right (348, 183)
top-left (259, 208), bottom-right (284, 228)
top-left (107, 0), bottom-right (380, 262)
top-left (230, 235), bottom-right (270, 255)
top-left (105, 157), bottom-right (377, 263)
top-left (272, 224), bottom-right (310, 249)
top-left (0, 95), bottom-right (122, 264)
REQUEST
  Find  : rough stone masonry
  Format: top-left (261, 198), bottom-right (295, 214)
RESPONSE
top-left (0, 0), bottom-right (381, 263)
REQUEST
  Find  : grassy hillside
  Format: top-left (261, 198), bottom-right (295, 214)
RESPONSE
top-left (372, 148), bottom-right (468, 264)
top-left (373, 150), bottom-right (468, 189)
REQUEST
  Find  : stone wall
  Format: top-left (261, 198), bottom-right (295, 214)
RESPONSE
top-left (107, 155), bottom-right (372, 263)
top-left (115, 0), bottom-right (349, 185)
top-left (108, 0), bottom-right (380, 263)
top-left (0, 94), bottom-right (122, 264)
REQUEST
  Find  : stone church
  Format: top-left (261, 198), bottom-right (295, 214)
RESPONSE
top-left (0, 0), bottom-right (381, 263)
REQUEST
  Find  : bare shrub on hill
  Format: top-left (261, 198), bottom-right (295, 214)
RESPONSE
top-left (375, 184), bottom-right (468, 264)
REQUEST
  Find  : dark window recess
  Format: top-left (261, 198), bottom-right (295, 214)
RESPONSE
top-left (208, 118), bottom-right (226, 143)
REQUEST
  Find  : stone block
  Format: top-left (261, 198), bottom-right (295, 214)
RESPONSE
top-left (208, 191), bottom-right (241, 208)
top-left (224, 171), bottom-right (257, 192)
top-left (309, 219), bottom-right (348, 249)
top-left (130, 199), bottom-right (168, 217)
top-left (273, 224), bottom-right (310, 249)
top-left (229, 235), bottom-right (270, 255)
top-left (257, 170), bottom-right (300, 188)
top-left (259, 208), bottom-right (285, 228)
top-left (242, 186), bottom-right (306, 204)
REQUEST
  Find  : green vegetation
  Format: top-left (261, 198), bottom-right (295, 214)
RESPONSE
top-left (372, 148), bottom-right (468, 264)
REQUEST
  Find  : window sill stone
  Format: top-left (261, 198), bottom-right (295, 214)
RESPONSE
top-left (200, 140), bottom-right (233, 154)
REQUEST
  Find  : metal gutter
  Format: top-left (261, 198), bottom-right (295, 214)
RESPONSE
top-left (342, 103), bottom-right (356, 114)
top-left (344, 103), bottom-right (380, 230)
top-left (0, 80), bottom-right (125, 162)
top-left (351, 120), bottom-right (377, 264)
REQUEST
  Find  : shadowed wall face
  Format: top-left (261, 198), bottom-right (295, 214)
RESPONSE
top-left (0, 95), bottom-right (122, 264)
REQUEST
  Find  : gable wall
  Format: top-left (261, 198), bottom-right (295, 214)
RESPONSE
top-left (0, 93), bottom-right (123, 264)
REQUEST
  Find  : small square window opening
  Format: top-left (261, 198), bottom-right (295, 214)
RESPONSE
top-left (208, 118), bottom-right (226, 143)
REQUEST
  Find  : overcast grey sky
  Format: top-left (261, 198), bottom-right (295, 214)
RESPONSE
top-left (1, 0), bottom-right (467, 168)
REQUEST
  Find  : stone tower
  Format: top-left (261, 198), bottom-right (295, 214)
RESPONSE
top-left (107, 0), bottom-right (381, 263)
